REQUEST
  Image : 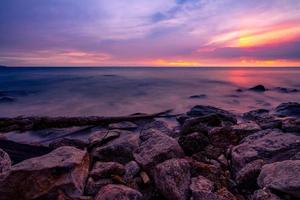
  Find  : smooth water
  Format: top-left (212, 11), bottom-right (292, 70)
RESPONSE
top-left (1, 67), bottom-right (300, 117)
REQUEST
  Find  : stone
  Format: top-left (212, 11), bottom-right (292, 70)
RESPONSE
top-left (142, 120), bottom-right (175, 138)
top-left (85, 177), bottom-right (113, 196)
top-left (187, 105), bottom-right (237, 124)
top-left (124, 161), bottom-right (140, 181)
top-left (0, 148), bottom-right (11, 176)
top-left (275, 102), bottom-right (300, 118)
top-left (231, 129), bottom-right (300, 172)
top-left (216, 187), bottom-right (237, 200)
top-left (90, 161), bottom-right (125, 180)
top-left (257, 160), bottom-right (300, 198)
top-left (95, 184), bottom-right (142, 200)
top-left (189, 94), bottom-right (207, 99)
top-left (133, 129), bottom-right (184, 172)
top-left (92, 133), bottom-right (139, 164)
top-left (231, 121), bottom-right (261, 139)
top-left (235, 159), bottom-right (265, 189)
top-left (88, 129), bottom-right (121, 148)
top-left (178, 132), bottom-right (209, 155)
top-left (208, 126), bottom-right (239, 149)
top-left (274, 87), bottom-right (299, 93)
top-left (251, 189), bottom-right (281, 200)
top-left (243, 109), bottom-right (270, 121)
top-left (249, 85), bottom-right (267, 92)
top-left (190, 175), bottom-right (214, 196)
top-left (108, 121), bottom-right (138, 130)
top-left (281, 117), bottom-right (300, 132)
top-left (154, 158), bottom-right (190, 200)
top-left (0, 146), bottom-right (89, 200)
top-left (180, 115), bottom-right (221, 135)
top-left (49, 138), bottom-right (87, 150)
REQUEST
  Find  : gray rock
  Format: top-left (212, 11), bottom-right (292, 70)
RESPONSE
top-left (108, 121), bottom-right (138, 130)
top-left (187, 105), bottom-right (237, 124)
top-left (133, 129), bottom-right (184, 172)
top-left (95, 184), bottom-right (142, 200)
top-left (178, 132), bottom-right (209, 155)
top-left (0, 146), bottom-right (89, 200)
top-left (231, 129), bottom-right (300, 172)
top-left (275, 102), bottom-right (300, 118)
top-left (251, 189), bottom-right (281, 200)
top-left (154, 158), bottom-right (190, 200)
top-left (92, 133), bottom-right (139, 164)
top-left (257, 160), bottom-right (300, 198)
top-left (90, 161), bottom-right (125, 180)
top-left (0, 148), bottom-right (11, 177)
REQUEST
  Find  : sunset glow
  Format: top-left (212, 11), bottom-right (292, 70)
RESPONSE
top-left (0, 0), bottom-right (300, 67)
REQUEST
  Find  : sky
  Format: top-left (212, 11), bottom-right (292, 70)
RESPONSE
top-left (0, 0), bottom-right (300, 67)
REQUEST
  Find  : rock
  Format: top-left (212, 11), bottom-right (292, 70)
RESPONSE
top-left (108, 121), bottom-right (138, 130)
top-left (257, 160), bottom-right (300, 198)
top-left (190, 175), bottom-right (214, 196)
top-left (90, 161), bottom-right (125, 180)
top-left (249, 85), bottom-right (267, 92)
top-left (140, 171), bottom-right (150, 184)
top-left (0, 148), bottom-right (11, 176)
top-left (142, 120), bottom-right (175, 137)
top-left (189, 94), bottom-right (207, 99)
top-left (178, 132), bottom-right (209, 155)
top-left (124, 161), bottom-right (140, 181)
top-left (92, 133), bottom-right (139, 164)
top-left (0, 146), bottom-right (89, 200)
top-left (231, 121), bottom-right (261, 139)
top-left (216, 187), bottom-right (237, 200)
top-left (281, 117), bottom-right (300, 132)
top-left (235, 159), bottom-right (265, 189)
top-left (251, 189), bottom-right (281, 200)
top-left (85, 177), bottom-right (113, 196)
top-left (275, 102), bottom-right (300, 118)
top-left (274, 87), bottom-right (299, 93)
top-left (231, 129), bottom-right (300, 172)
top-left (49, 138), bottom-right (87, 150)
top-left (88, 129), bottom-right (121, 148)
top-left (154, 158), bottom-right (190, 200)
top-left (133, 129), bottom-right (184, 172)
top-left (243, 109), bottom-right (270, 121)
top-left (187, 105), bottom-right (237, 124)
top-left (95, 184), bottom-right (142, 200)
top-left (208, 126), bottom-right (239, 149)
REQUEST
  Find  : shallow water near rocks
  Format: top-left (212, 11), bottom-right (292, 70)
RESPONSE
top-left (0, 67), bottom-right (300, 117)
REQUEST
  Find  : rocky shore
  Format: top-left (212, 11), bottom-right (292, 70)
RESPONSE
top-left (0, 102), bottom-right (299, 200)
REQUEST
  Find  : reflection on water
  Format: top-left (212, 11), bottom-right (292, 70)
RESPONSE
top-left (0, 67), bottom-right (299, 117)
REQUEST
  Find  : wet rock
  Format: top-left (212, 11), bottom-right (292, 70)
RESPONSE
top-left (243, 109), bottom-right (270, 121)
top-left (49, 138), bottom-right (87, 150)
top-left (208, 126), bottom-right (239, 149)
top-left (95, 184), bottom-right (142, 200)
top-left (108, 121), bottom-right (138, 130)
top-left (142, 120), bottom-right (175, 137)
top-left (178, 132), bottom-right (209, 155)
top-left (231, 129), bottom-right (300, 172)
top-left (274, 87), bottom-right (299, 93)
top-left (190, 175), bottom-right (215, 199)
top-left (133, 129), bottom-right (184, 172)
top-left (85, 177), bottom-right (113, 196)
top-left (231, 121), bottom-right (261, 139)
top-left (88, 129), bottom-right (121, 149)
top-left (235, 159), bottom-right (265, 189)
top-left (176, 114), bottom-right (190, 125)
top-left (90, 161), bottom-right (125, 180)
top-left (275, 102), bottom-right (300, 118)
top-left (249, 85), bottom-right (267, 92)
top-left (0, 146), bottom-right (89, 200)
top-left (257, 160), bottom-right (300, 198)
top-left (281, 117), bottom-right (300, 132)
top-left (251, 189), bottom-right (281, 200)
top-left (187, 105), bottom-right (237, 124)
top-left (190, 94), bottom-right (207, 99)
top-left (0, 148), bottom-right (11, 176)
top-left (154, 158), bottom-right (190, 200)
top-left (124, 161), bottom-right (140, 181)
top-left (92, 133), bottom-right (139, 164)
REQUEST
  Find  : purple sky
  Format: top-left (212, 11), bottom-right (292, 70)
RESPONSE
top-left (1, 0), bottom-right (300, 66)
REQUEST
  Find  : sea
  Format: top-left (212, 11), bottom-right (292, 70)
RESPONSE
top-left (1, 67), bottom-right (300, 118)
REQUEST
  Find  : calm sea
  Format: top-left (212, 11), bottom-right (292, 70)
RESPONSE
top-left (1, 67), bottom-right (300, 117)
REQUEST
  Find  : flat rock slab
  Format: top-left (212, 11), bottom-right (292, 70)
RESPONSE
top-left (258, 160), bottom-right (300, 198)
top-left (0, 146), bottom-right (89, 200)
top-left (231, 129), bottom-right (300, 172)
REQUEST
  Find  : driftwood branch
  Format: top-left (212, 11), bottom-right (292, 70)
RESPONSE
top-left (0, 109), bottom-right (175, 133)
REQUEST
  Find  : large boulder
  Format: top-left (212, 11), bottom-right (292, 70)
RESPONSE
top-left (257, 160), bottom-right (300, 198)
top-left (92, 133), bottom-right (139, 164)
top-left (95, 184), bottom-right (142, 200)
top-left (187, 105), bottom-right (237, 124)
top-left (133, 129), bottom-right (184, 172)
top-left (251, 189), bottom-right (281, 200)
top-left (0, 146), bottom-right (89, 200)
top-left (275, 102), bottom-right (300, 118)
top-left (231, 129), bottom-right (300, 172)
top-left (154, 158), bottom-right (190, 200)
top-left (90, 161), bottom-right (125, 180)
top-left (0, 148), bottom-right (11, 176)
top-left (178, 132), bottom-right (209, 155)
top-left (189, 175), bottom-right (221, 200)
